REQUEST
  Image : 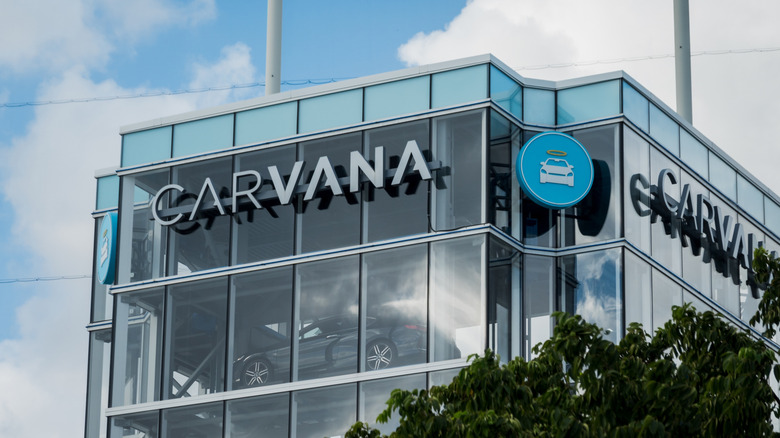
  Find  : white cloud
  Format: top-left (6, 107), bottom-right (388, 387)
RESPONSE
top-left (0, 41), bottom-right (256, 437)
top-left (398, 0), bottom-right (780, 195)
top-left (0, 0), bottom-right (216, 73)
top-left (189, 42), bottom-right (259, 107)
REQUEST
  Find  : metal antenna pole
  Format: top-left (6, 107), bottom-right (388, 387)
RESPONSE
top-left (265, 0), bottom-right (282, 95)
top-left (674, 0), bottom-right (693, 123)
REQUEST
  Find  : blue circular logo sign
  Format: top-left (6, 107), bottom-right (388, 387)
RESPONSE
top-left (516, 132), bottom-right (594, 209)
top-left (97, 211), bottom-right (118, 285)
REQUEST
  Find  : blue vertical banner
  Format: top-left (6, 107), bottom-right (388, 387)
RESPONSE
top-left (98, 211), bottom-right (118, 285)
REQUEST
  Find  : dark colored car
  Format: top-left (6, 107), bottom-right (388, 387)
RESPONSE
top-left (233, 315), bottom-right (427, 388)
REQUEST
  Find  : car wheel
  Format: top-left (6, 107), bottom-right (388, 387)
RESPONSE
top-left (366, 340), bottom-right (396, 371)
top-left (242, 358), bottom-right (272, 387)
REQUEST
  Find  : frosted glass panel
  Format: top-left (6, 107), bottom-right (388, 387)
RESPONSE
top-left (649, 105), bottom-right (679, 155)
top-left (365, 76), bottom-right (429, 121)
top-left (523, 88), bottom-right (555, 126)
top-left (96, 174), bottom-right (119, 210)
top-left (765, 198), bottom-right (780, 237)
top-left (431, 65), bottom-right (488, 108)
top-left (172, 114), bottom-right (233, 157)
top-left (738, 175), bottom-right (763, 221)
top-left (557, 80), bottom-right (620, 125)
top-left (298, 89), bottom-right (363, 133)
top-left (235, 102), bottom-right (297, 146)
top-left (122, 126), bottom-right (171, 167)
top-left (490, 65), bottom-right (522, 120)
top-left (680, 129), bottom-right (708, 178)
top-left (622, 81), bottom-right (648, 132)
top-left (708, 153), bottom-right (737, 199)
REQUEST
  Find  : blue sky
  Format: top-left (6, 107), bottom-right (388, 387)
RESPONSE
top-left (2, 1), bottom-right (780, 436)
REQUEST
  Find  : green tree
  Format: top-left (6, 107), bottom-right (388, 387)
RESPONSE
top-left (347, 249), bottom-right (780, 437)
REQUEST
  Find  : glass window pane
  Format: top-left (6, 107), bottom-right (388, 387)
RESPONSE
top-left (561, 249), bottom-right (622, 343)
top-left (97, 174), bottom-right (120, 210)
top-left (524, 255), bottom-right (554, 358)
top-left (363, 245), bottom-right (428, 371)
top-left (360, 374), bottom-right (426, 435)
top-left (650, 147), bottom-right (682, 275)
top-left (490, 65), bottom-right (522, 120)
top-left (622, 81), bottom-right (648, 132)
top-left (680, 129), bottom-right (708, 178)
top-left (623, 127), bottom-right (651, 253)
top-left (112, 288), bottom-right (164, 406)
top-left (298, 89), bottom-right (363, 133)
top-left (230, 267), bottom-right (293, 389)
top-left (172, 114), bottom-right (233, 158)
top-left (164, 278), bottom-right (228, 399)
top-left (429, 367), bottom-right (461, 387)
top-left (710, 199), bottom-right (740, 316)
top-left (737, 175), bottom-right (763, 222)
top-left (649, 105), bottom-right (679, 156)
top-left (563, 125), bottom-right (620, 245)
top-left (293, 384), bottom-right (356, 438)
top-left (680, 172), bottom-right (711, 296)
top-left (624, 250), bottom-right (652, 331)
top-left (652, 270), bottom-right (682, 331)
top-left (110, 411), bottom-right (159, 438)
top-left (365, 76), bottom-right (430, 121)
top-left (433, 111), bottom-right (483, 230)
top-left (295, 256), bottom-right (359, 381)
top-left (299, 133), bottom-right (361, 253)
top-left (430, 235), bottom-right (484, 361)
top-left (488, 111), bottom-right (516, 235)
top-left (163, 402), bottom-right (222, 438)
top-left (557, 80), bottom-right (620, 125)
top-left (231, 145), bottom-right (296, 265)
top-left (488, 238), bottom-right (518, 361)
top-left (739, 215), bottom-right (765, 327)
top-left (523, 88), bottom-right (555, 126)
top-left (117, 169), bottom-right (169, 283)
top-left (235, 101), bottom-right (297, 146)
top-left (168, 157), bottom-right (231, 275)
top-left (92, 218), bottom-right (113, 321)
top-left (86, 330), bottom-right (111, 438)
top-left (708, 152), bottom-right (737, 200)
top-left (363, 120), bottom-right (430, 243)
top-left (431, 64), bottom-right (488, 108)
top-left (122, 126), bottom-right (172, 167)
top-left (766, 197), bottom-right (780, 236)
top-left (226, 393), bottom-right (289, 438)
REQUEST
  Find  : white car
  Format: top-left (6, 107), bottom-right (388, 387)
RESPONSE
top-left (539, 158), bottom-right (574, 187)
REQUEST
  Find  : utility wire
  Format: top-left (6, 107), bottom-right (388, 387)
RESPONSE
top-left (2, 47), bottom-right (779, 109)
top-left (0, 275), bottom-right (91, 284)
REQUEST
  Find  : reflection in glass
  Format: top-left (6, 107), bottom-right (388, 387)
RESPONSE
top-left (488, 111), bottom-right (516, 235)
top-left (164, 278), bottom-right (227, 399)
top-left (363, 245), bottom-right (427, 371)
top-left (299, 133), bottom-right (361, 253)
top-left (433, 111), bottom-right (483, 230)
top-left (226, 393), bottom-right (289, 438)
top-left (488, 237), bottom-right (518, 361)
top-left (363, 121), bottom-right (430, 243)
top-left (710, 201), bottom-right (740, 316)
top-left (624, 250), bottom-right (652, 331)
top-left (623, 127), bottom-right (651, 253)
top-left (360, 374), bottom-right (426, 435)
top-left (85, 330), bottom-right (111, 438)
top-left (652, 270), bottom-right (682, 331)
top-left (231, 145), bottom-right (296, 265)
top-left (521, 130), bottom-right (556, 247)
top-left (163, 402), bottom-right (223, 438)
top-left (112, 288), bottom-right (164, 407)
top-left (229, 267), bottom-right (293, 389)
top-left (650, 148), bottom-right (682, 275)
top-left (562, 249), bottom-right (622, 343)
top-left (293, 384), bottom-right (356, 438)
top-left (295, 256), bottom-right (359, 381)
top-left (557, 80), bottom-right (620, 125)
top-left (92, 217), bottom-right (113, 321)
top-left (739, 216), bottom-right (765, 326)
top-left (524, 255), bottom-right (554, 358)
top-left (168, 158), bottom-right (232, 275)
top-left (430, 236), bottom-right (484, 361)
top-left (110, 411), bottom-right (159, 438)
top-left (429, 368), bottom-right (462, 388)
top-left (680, 173), bottom-right (711, 296)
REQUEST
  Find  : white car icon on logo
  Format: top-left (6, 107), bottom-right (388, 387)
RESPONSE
top-left (539, 158), bottom-right (574, 187)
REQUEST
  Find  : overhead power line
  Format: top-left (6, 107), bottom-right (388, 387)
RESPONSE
top-left (2, 47), bottom-right (779, 109)
top-left (0, 274), bottom-right (91, 284)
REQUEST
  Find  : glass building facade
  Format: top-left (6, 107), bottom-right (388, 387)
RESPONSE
top-left (86, 55), bottom-right (780, 437)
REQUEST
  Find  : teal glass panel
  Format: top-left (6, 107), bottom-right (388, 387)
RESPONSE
top-left (622, 81), bottom-right (648, 132)
top-left (680, 129), bottom-right (708, 178)
top-left (298, 89), bottom-right (363, 133)
top-left (364, 76), bottom-right (429, 121)
top-left (490, 65), bottom-right (522, 120)
top-left (431, 64), bottom-right (488, 109)
top-left (96, 175), bottom-right (119, 210)
top-left (557, 80), bottom-right (620, 125)
top-left (121, 126), bottom-right (171, 167)
top-left (708, 152), bottom-right (736, 200)
top-left (235, 102), bottom-right (297, 146)
top-left (737, 176), bottom-right (763, 222)
top-left (172, 114), bottom-right (233, 158)
top-left (765, 198), bottom-right (780, 237)
top-left (649, 105), bottom-right (679, 155)
top-left (523, 88), bottom-right (555, 126)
